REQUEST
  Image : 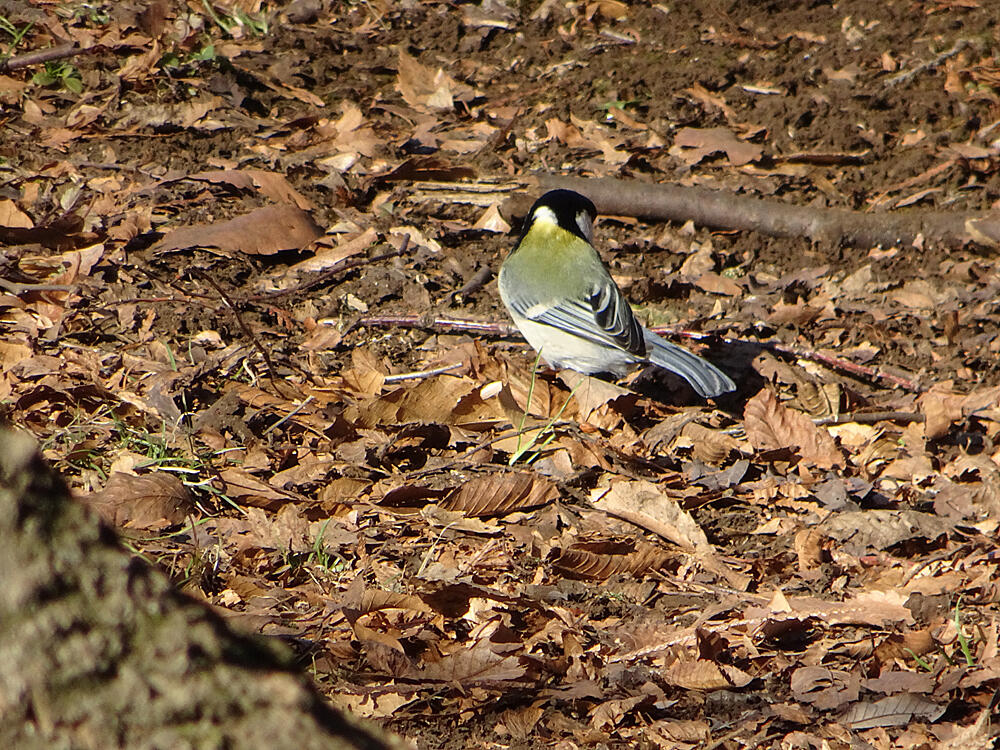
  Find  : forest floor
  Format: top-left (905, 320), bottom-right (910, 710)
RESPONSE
top-left (4, 0), bottom-right (1000, 747)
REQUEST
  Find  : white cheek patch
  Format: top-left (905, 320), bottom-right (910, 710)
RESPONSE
top-left (532, 205), bottom-right (559, 226)
top-left (575, 210), bottom-right (594, 243)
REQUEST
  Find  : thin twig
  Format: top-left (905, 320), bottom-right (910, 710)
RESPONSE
top-left (263, 395), bottom-right (315, 435)
top-left (813, 411), bottom-right (923, 426)
top-left (0, 43), bottom-right (85, 73)
top-left (250, 235), bottom-right (411, 301)
top-left (355, 313), bottom-right (922, 391)
top-left (383, 362), bottom-right (463, 383)
top-left (652, 325), bottom-right (923, 392)
top-left (356, 314), bottom-right (517, 337)
top-left (878, 39), bottom-right (972, 92)
top-left (0, 278), bottom-right (74, 295)
top-left (196, 270), bottom-right (292, 399)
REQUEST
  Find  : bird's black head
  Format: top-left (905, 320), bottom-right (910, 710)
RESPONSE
top-left (519, 189), bottom-right (598, 245)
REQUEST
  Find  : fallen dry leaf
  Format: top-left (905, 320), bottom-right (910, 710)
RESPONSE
top-left (442, 473), bottom-right (558, 517)
top-left (82, 471), bottom-right (194, 530)
top-left (184, 169), bottom-right (314, 210)
top-left (670, 126), bottom-right (763, 166)
top-left (151, 204), bottom-right (324, 256)
top-left (744, 388), bottom-right (844, 469)
top-left (842, 693), bottom-right (945, 730)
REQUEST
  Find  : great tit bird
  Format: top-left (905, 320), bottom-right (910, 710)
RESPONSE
top-left (498, 189), bottom-right (735, 398)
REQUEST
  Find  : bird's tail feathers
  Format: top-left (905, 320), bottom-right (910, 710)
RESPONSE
top-left (645, 332), bottom-right (735, 398)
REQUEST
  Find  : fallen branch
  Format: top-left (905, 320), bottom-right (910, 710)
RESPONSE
top-left (533, 174), bottom-right (1000, 250)
top-left (355, 314), bottom-right (923, 391)
top-left (652, 326), bottom-right (923, 392)
top-left (0, 43), bottom-right (84, 73)
top-left (0, 279), bottom-right (74, 295)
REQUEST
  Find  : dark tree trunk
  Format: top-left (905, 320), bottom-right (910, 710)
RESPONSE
top-left (0, 428), bottom-right (405, 750)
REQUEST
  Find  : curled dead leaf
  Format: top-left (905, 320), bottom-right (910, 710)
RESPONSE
top-left (744, 388), bottom-right (844, 469)
top-left (442, 472), bottom-right (558, 517)
top-left (919, 389), bottom-right (963, 440)
top-left (663, 659), bottom-right (745, 691)
top-left (790, 666), bottom-right (859, 710)
top-left (553, 539), bottom-right (670, 580)
top-left (670, 126), bottom-right (763, 166)
top-left (396, 49), bottom-right (477, 112)
top-left (412, 639), bottom-right (528, 684)
top-left (182, 169), bottom-right (314, 210)
top-left (681, 422), bottom-right (740, 465)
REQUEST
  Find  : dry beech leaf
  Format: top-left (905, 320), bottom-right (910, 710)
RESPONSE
top-left (332, 692), bottom-right (418, 720)
top-left (590, 479), bottom-right (750, 590)
top-left (352, 375), bottom-right (480, 428)
top-left (183, 169), bottom-right (314, 210)
top-left (819, 509), bottom-right (949, 557)
top-left (747, 590), bottom-right (914, 630)
top-left (794, 379), bottom-right (839, 418)
top-left (504, 365), bottom-right (553, 417)
top-left (558, 371), bottom-right (632, 421)
top-left (693, 271), bottom-right (742, 297)
top-left (790, 666), bottom-right (859, 710)
top-left (681, 422), bottom-right (740, 464)
top-left (413, 639), bottom-right (528, 683)
top-left (441, 472), bottom-right (558, 517)
top-left (421, 504), bottom-right (502, 534)
top-left (472, 204), bottom-right (511, 233)
top-left (862, 670), bottom-right (935, 695)
top-left (151, 204), bottom-right (323, 256)
top-left (935, 708), bottom-right (993, 750)
top-left (243, 505), bottom-right (311, 553)
top-left (591, 479), bottom-right (709, 550)
top-left (793, 527), bottom-right (826, 572)
top-left (589, 696), bottom-right (645, 730)
top-left (663, 659), bottom-right (745, 691)
top-left (919, 389), bottom-right (963, 440)
top-left (0, 199), bottom-right (33, 228)
top-left (553, 539), bottom-right (671, 580)
top-left (344, 587), bottom-right (431, 616)
top-left (648, 720), bottom-right (711, 743)
top-left (766, 299), bottom-right (824, 327)
top-left (670, 126), bottom-right (763, 166)
top-left (0, 340), bottom-right (33, 370)
top-left (842, 693), bottom-right (945, 730)
top-left (586, 0), bottom-right (628, 21)
top-left (82, 471), bottom-right (194, 529)
top-left (744, 388), bottom-right (844, 469)
top-left (396, 49), bottom-right (475, 112)
top-left (340, 348), bottom-right (387, 400)
top-left (499, 705), bottom-right (545, 740)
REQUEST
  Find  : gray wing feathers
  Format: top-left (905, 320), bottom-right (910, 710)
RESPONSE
top-left (644, 329), bottom-right (735, 398)
top-left (504, 273), bottom-right (734, 397)
top-left (520, 297), bottom-right (630, 352)
top-left (588, 282), bottom-right (646, 356)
